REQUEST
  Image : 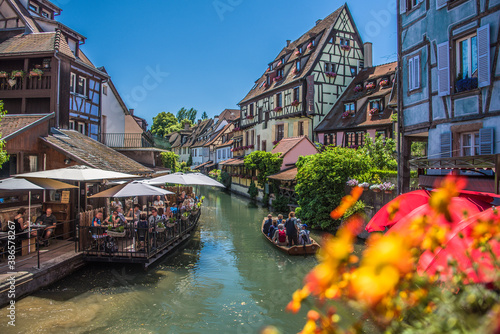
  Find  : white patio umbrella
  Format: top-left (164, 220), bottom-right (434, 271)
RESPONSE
top-left (0, 177), bottom-right (77, 252)
top-left (146, 172), bottom-right (225, 188)
top-left (15, 165), bottom-right (140, 214)
top-left (89, 181), bottom-right (174, 198)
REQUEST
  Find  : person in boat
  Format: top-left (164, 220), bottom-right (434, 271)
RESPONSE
top-left (268, 219), bottom-right (278, 239)
top-left (298, 224), bottom-right (311, 245)
top-left (277, 214), bottom-right (284, 225)
top-left (263, 214), bottom-right (273, 235)
top-left (285, 212), bottom-right (299, 247)
top-left (272, 224), bottom-right (287, 246)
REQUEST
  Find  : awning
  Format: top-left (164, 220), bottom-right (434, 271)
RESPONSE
top-left (193, 161), bottom-right (213, 170)
top-left (205, 163), bottom-right (217, 169)
top-left (268, 167), bottom-right (298, 181)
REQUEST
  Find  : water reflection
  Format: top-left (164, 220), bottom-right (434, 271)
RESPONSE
top-left (0, 189), bottom-right (334, 334)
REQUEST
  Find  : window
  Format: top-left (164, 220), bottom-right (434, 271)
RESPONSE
top-left (456, 34), bottom-right (478, 80)
top-left (340, 38), bottom-right (350, 46)
top-left (77, 122), bottom-right (85, 134)
top-left (249, 103), bottom-right (254, 116)
top-left (245, 131), bottom-right (249, 146)
top-left (376, 130), bottom-right (386, 139)
top-left (77, 76), bottom-right (86, 96)
top-left (69, 120), bottom-right (75, 130)
top-left (251, 130), bottom-right (255, 145)
top-left (407, 0), bottom-right (419, 10)
top-left (218, 150), bottom-right (221, 160)
top-left (41, 10), bottom-right (50, 18)
top-left (462, 132), bottom-right (480, 156)
top-left (27, 155), bottom-right (38, 172)
top-left (276, 124), bottom-right (285, 142)
top-left (222, 149), bottom-right (226, 160)
top-left (298, 122), bottom-right (304, 136)
top-left (293, 87), bottom-right (300, 101)
top-left (262, 140), bottom-right (267, 152)
top-left (345, 102), bottom-right (355, 114)
top-left (408, 54), bottom-right (421, 91)
top-left (369, 99), bottom-right (383, 111)
top-left (28, 3), bottom-right (38, 12)
top-left (295, 61), bottom-right (301, 72)
top-left (103, 85), bottom-right (108, 96)
top-left (324, 63), bottom-right (335, 73)
top-left (70, 73), bottom-right (76, 93)
top-left (345, 131), bottom-right (365, 147)
top-left (276, 93), bottom-right (282, 108)
top-left (298, 46), bottom-right (303, 54)
top-left (257, 135), bottom-right (260, 150)
top-left (324, 133), bottom-right (336, 146)
top-left (277, 68), bottom-right (284, 78)
top-left (350, 66), bottom-right (357, 77)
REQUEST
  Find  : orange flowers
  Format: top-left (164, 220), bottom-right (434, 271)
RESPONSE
top-left (330, 186), bottom-right (363, 219)
top-left (429, 176), bottom-right (466, 221)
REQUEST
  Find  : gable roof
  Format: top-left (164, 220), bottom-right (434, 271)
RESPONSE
top-left (315, 62), bottom-right (397, 132)
top-left (204, 123), bottom-right (232, 147)
top-left (0, 30), bottom-right (75, 59)
top-left (181, 119), bottom-right (214, 148)
top-left (41, 129), bottom-right (152, 175)
top-left (218, 109), bottom-right (241, 122)
top-left (239, 5), bottom-right (348, 104)
top-left (6, 0), bottom-right (41, 33)
top-left (268, 167), bottom-right (298, 181)
top-left (272, 136), bottom-right (316, 156)
top-left (0, 113), bottom-right (54, 140)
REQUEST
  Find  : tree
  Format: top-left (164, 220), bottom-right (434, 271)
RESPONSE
top-left (244, 151), bottom-right (283, 188)
top-left (160, 151), bottom-right (179, 172)
top-left (248, 180), bottom-right (258, 201)
top-left (359, 134), bottom-right (397, 170)
top-left (176, 107), bottom-right (198, 124)
top-left (295, 147), bottom-right (372, 231)
top-left (201, 111), bottom-right (208, 120)
top-left (0, 101), bottom-right (8, 168)
top-left (151, 112), bottom-right (178, 138)
top-left (187, 154), bottom-right (193, 167)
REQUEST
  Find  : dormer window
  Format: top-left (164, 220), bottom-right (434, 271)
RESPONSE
top-left (296, 61), bottom-right (301, 72)
top-left (340, 38), bottom-right (350, 46)
top-left (41, 10), bottom-right (51, 19)
top-left (369, 99), bottom-right (383, 112)
top-left (277, 68), bottom-right (284, 78)
top-left (28, 3), bottom-right (39, 13)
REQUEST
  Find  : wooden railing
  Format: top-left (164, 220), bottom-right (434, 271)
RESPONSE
top-left (98, 133), bottom-right (155, 148)
top-left (409, 154), bottom-right (497, 170)
top-left (0, 75), bottom-right (51, 91)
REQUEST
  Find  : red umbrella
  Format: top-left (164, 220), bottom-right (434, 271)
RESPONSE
top-left (366, 189), bottom-right (497, 233)
top-left (366, 190), bottom-right (431, 232)
top-left (419, 207), bottom-right (500, 283)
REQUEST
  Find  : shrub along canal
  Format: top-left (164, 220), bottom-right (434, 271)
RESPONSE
top-left (0, 188), bottom-right (364, 334)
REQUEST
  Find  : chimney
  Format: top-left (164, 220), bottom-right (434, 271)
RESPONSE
top-left (364, 42), bottom-right (373, 68)
top-left (214, 116), bottom-right (219, 122)
top-left (184, 122), bottom-right (190, 130)
top-left (316, 19), bottom-right (322, 25)
top-left (198, 119), bottom-right (201, 125)
top-left (286, 40), bottom-right (291, 47)
top-left (129, 109), bottom-right (134, 115)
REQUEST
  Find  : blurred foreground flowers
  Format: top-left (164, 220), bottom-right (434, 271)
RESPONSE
top-left (281, 176), bottom-right (500, 333)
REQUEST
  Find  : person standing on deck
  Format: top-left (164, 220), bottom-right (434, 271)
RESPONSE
top-left (263, 214), bottom-right (273, 235)
top-left (285, 212), bottom-right (298, 247)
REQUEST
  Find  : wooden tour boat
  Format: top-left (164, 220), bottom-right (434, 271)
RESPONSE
top-left (261, 218), bottom-right (320, 255)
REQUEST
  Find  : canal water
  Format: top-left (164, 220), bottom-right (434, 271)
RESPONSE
top-left (1, 189), bottom-right (362, 334)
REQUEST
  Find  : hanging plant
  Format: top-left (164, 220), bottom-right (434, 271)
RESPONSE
top-left (11, 70), bottom-right (25, 79)
top-left (29, 69), bottom-right (44, 80)
top-left (273, 106), bottom-right (283, 112)
top-left (365, 82), bottom-right (376, 90)
top-left (354, 85), bottom-right (363, 93)
top-left (326, 72), bottom-right (337, 78)
top-left (380, 79), bottom-right (390, 87)
top-left (291, 100), bottom-right (300, 107)
top-left (369, 108), bottom-right (380, 116)
top-left (0, 71), bottom-right (8, 78)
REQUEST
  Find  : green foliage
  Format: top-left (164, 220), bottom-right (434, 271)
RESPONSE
top-left (359, 134), bottom-right (397, 171)
top-left (209, 169), bottom-right (221, 179)
top-left (187, 154), bottom-right (193, 167)
top-left (244, 151), bottom-right (283, 188)
top-left (272, 194), bottom-right (290, 214)
top-left (248, 180), bottom-right (258, 201)
top-left (342, 200), bottom-right (366, 221)
top-left (0, 101), bottom-right (9, 168)
top-left (160, 151), bottom-right (179, 172)
top-left (201, 111), bottom-right (208, 120)
top-left (391, 112), bottom-right (398, 123)
top-left (220, 171), bottom-right (231, 189)
top-left (295, 146), bottom-right (372, 231)
top-left (151, 112), bottom-right (179, 138)
top-left (176, 107), bottom-right (198, 123)
top-left (262, 193), bottom-right (270, 207)
top-left (411, 141), bottom-right (427, 158)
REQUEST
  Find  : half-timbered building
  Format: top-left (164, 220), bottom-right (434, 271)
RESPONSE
top-left (238, 4), bottom-right (368, 153)
top-left (398, 0), bottom-right (500, 193)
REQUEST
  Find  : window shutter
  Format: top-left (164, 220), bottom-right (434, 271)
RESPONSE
top-left (436, 0), bottom-right (447, 9)
top-left (437, 42), bottom-right (450, 96)
top-left (414, 55), bottom-right (420, 89)
top-left (440, 132), bottom-right (452, 158)
top-left (477, 24), bottom-right (491, 88)
top-left (400, 0), bottom-right (406, 14)
top-left (479, 128), bottom-right (494, 155)
top-left (408, 57), bottom-right (414, 91)
top-left (284, 123), bottom-right (289, 139)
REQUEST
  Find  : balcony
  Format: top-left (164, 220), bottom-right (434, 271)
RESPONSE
top-left (99, 133), bottom-right (155, 149)
top-left (0, 74), bottom-right (52, 97)
top-left (409, 154), bottom-right (497, 170)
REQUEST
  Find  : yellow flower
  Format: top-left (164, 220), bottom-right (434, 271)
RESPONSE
top-left (330, 186), bottom-right (363, 219)
top-left (363, 234), bottom-right (414, 275)
top-left (350, 265), bottom-right (400, 308)
top-left (429, 175), bottom-right (466, 221)
top-left (421, 224), bottom-right (448, 252)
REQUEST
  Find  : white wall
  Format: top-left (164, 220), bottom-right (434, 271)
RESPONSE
top-left (101, 83), bottom-right (126, 134)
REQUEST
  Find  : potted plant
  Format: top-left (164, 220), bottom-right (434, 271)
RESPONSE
top-left (0, 71), bottom-right (8, 78)
top-left (29, 68), bottom-right (44, 80)
top-left (11, 70), bottom-right (24, 78)
top-left (354, 85), bottom-right (363, 93)
top-left (273, 75), bottom-right (283, 82)
top-left (307, 42), bottom-right (314, 51)
top-left (346, 179), bottom-right (359, 188)
top-left (273, 140), bottom-right (280, 145)
top-left (379, 79), bottom-right (390, 87)
top-left (291, 100), bottom-right (300, 107)
top-left (157, 222), bottom-right (166, 233)
top-left (369, 108), bottom-right (380, 116)
top-left (181, 212), bottom-right (189, 220)
top-left (326, 72), bottom-right (337, 78)
top-left (273, 106), bottom-right (283, 112)
top-left (342, 111), bottom-right (351, 119)
top-left (294, 49), bottom-right (301, 56)
top-left (370, 184), bottom-right (382, 193)
top-left (365, 82), bottom-right (376, 90)
top-left (359, 182), bottom-right (370, 191)
top-left (246, 115), bottom-right (254, 120)
top-left (382, 182), bottom-right (396, 194)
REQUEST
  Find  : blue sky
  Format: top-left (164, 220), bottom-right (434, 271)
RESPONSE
top-left (53, 0), bottom-right (397, 125)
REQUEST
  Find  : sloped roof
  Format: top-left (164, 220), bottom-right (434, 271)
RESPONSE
top-left (204, 123), bottom-right (232, 147)
top-left (219, 157), bottom-right (244, 166)
top-left (216, 139), bottom-right (233, 148)
top-left (315, 62), bottom-right (397, 132)
top-left (239, 5), bottom-right (347, 104)
top-left (272, 136), bottom-right (316, 157)
top-left (7, 0), bottom-right (41, 33)
top-left (268, 167), bottom-right (298, 181)
top-left (218, 109), bottom-right (241, 121)
top-left (181, 119), bottom-right (214, 148)
top-left (193, 160), bottom-right (213, 170)
top-left (0, 31), bottom-right (74, 59)
top-left (0, 113), bottom-right (54, 140)
top-left (41, 129), bottom-right (152, 175)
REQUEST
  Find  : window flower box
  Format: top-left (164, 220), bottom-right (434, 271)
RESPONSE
top-left (272, 140), bottom-right (279, 145)
top-left (455, 77), bottom-right (478, 93)
top-left (11, 70), bottom-right (24, 78)
top-left (379, 79), bottom-right (390, 87)
top-left (273, 75), bottom-right (283, 82)
top-left (249, 145), bottom-right (254, 149)
top-left (29, 69), bottom-right (43, 80)
top-left (354, 85), bottom-right (363, 93)
top-left (0, 71), bottom-right (8, 78)
top-left (263, 82), bottom-right (269, 89)
top-left (307, 42), bottom-right (314, 51)
top-left (325, 72), bottom-right (337, 78)
top-left (342, 112), bottom-right (351, 119)
top-left (246, 115), bottom-right (254, 120)
top-left (369, 108), bottom-right (380, 116)
top-left (294, 50), bottom-right (301, 56)
top-left (291, 100), bottom-right (300, 107)
top-left (273, 106), bottom-right (283, 112)
top-left (365, 82), bottom-right (376, 90)
top-left (340, 45), bottom-right (351, 51)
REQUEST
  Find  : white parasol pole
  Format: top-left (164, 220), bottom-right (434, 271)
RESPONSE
top-left (28, 190), bottom-right (31, 254)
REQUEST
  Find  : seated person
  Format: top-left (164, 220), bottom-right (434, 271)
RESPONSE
top-left (153, 195), bottom-right (164, 207)
top-left (92, 211), bottom-right (104, 227)
top-left (116, 207), bottom-right (127, 226)
top-left (263, 214), bottom-right (273, 235)
top-left (137, 213), bottom-right (149, 251)
top-left (148, 208), bottom-right (162, 227)
top-left (298, 224), bottom-right (311, 245)
top-left (277, 214), bottom-right (284, 226)
top-left (128, 204), bottom-right (141, 223)
top-left (272, 224), bottom-right (287, 246)
top-left (35, 208), bottom-right (57, 243)
top-left (111, 198), bottom-right (123, 209)
top-left (104, 209), bottom-right (120, 227)
top-left (268, 220), bottom-right (278, 239)
top-left (14, 208), bottom-right (35, 239)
